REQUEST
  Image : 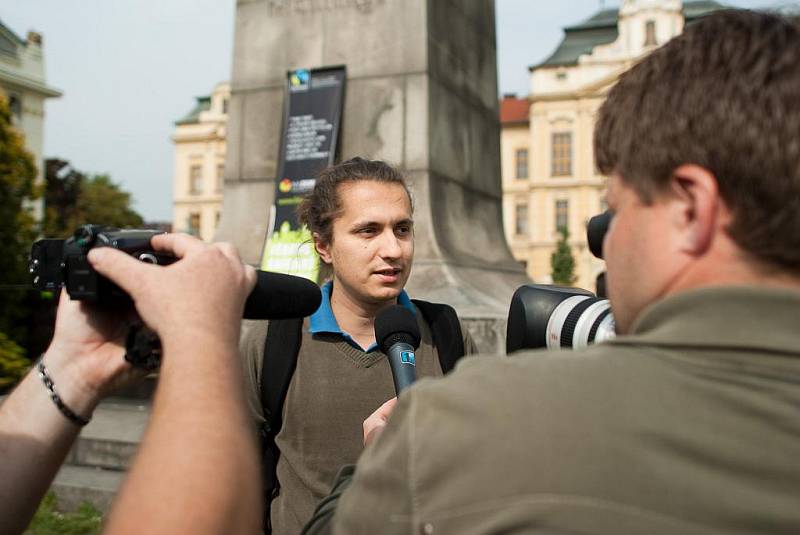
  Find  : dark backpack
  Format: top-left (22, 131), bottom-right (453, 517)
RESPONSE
top-left (258, 299), bottom-right (465, 534)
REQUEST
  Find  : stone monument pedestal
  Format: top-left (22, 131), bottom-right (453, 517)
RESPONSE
top-left (217, 0), bottom-right (528, 353)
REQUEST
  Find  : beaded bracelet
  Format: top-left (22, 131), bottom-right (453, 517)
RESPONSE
top-left (37, 359), bottom-right (91, 427)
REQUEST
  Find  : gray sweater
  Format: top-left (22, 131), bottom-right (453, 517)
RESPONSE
top-left (239, 309), bottom-right (477, 535)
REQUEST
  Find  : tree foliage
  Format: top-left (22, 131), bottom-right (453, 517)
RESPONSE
top-left (0, 332), bottom-right (29, 394)
top-left (43, 159), bottom-right (144, 238)
top-left (0, 93), bottom-right (39, 344)
top-left (551, 226), bottom-right (577, 286)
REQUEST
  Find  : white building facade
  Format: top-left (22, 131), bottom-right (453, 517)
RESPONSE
top-left (0, 21), bottom-right (62, 221)
top-left (502, 0), bottom-right (724, 291)
top-left (172, 82), bottom-right (229, 242)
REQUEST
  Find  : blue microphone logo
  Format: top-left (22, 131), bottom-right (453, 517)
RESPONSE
top-left (400, 351), bottom-right (416, 366)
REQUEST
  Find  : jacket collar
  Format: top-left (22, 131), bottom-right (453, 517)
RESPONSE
top-left (608, 286), bottom-right (800, 357)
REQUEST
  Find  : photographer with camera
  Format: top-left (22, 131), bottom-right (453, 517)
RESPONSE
top-left (0, 233), bottom-right (261, 534)
top-left (303, 10), bottom-right (800, 534)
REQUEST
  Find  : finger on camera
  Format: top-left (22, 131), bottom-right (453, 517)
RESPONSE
top-left (88, 247), bottom-right (156, 297)
top-left (150, 232), bottom-right (204, 259)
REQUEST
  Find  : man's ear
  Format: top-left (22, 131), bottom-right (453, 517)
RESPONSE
top-left (669, 164), bottom-right (722, 256)
top-left (314, 233), bottom-right (333, 264)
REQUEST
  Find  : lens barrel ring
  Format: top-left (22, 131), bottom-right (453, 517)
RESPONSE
top-left (561, 297), bottom-right (601, 348)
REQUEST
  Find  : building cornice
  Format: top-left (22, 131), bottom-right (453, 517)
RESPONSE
top-left (531, 64), bottom-right (631, 103)
top-left (501, 120), bottom-right (529, 128)
top-left (173, 195), bottom-right (224, 204)
top-left (528, 178), bottom-right (607, 188)
top-left (0, 65), bottom-right (62, 97)
top-left (172, 126), bottom-right (226, 143)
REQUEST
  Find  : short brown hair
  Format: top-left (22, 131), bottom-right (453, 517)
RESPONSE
top-left (297, 157), bottom-right (411, 246)
top-left (595, 9), bottom-right (800, 271)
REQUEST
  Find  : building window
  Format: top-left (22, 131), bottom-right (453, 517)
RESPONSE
top-left (222, 98), bottom-right (229, 115)
top-left (188, 212), bottom-right (201, 236)
top-left (555, 200), bottom-right (569, 233)
top-left (189, 164), bottom-right (203, 194)
top-left (556, 70), bottom-right (567, 81)
top-left (8, 94), bottom-right (21, 121)
top-left (216, 163), bottom-right (225, 192)
top-left (551, 132), bottom-right (572, 176)
top-left (515, 203), bottom-right (528, 236)
top-left (515, 148), bottom-right (528, 179)
top-left (645, 20), bottom-right (658, 47)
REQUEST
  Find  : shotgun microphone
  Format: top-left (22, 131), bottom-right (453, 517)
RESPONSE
top-left (243, 271), bottom-right (322, 319)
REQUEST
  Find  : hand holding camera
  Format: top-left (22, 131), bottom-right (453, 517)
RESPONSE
top-left (30, 226), bottom-right (258, 417)
top-left (32, 225), bottom-right (268, 371)
top-left (31, 225), bottom-right (321, 369)
top-left (87, 233), bottom-right (257, 357)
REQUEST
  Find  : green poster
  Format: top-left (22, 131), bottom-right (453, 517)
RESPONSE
top-left (260, 221), bottom-right (319, 281)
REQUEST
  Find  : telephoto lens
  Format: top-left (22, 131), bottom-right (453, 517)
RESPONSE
top-left (506, 284), bottom-right (616, 353)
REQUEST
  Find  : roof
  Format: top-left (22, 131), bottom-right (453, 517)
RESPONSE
top-left (175, 95), bottom-right (211, 125)
top-left (500, 96), bottom-right (529, 125)
top-left (534, 0), bottom-right (728, 69)
top-left (0, 19), bottom-right (28, 58)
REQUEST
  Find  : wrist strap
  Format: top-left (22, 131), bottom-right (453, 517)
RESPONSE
top-left (37, 359), bottom-right (91, 427)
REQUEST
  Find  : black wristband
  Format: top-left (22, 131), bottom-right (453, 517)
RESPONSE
top-left (37, 359), bottom-right (91, 427)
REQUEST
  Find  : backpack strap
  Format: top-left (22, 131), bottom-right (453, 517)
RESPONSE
top-left (260, 317), bottom-right (304, 534)
top-left (411, 299), bottom-right (465, 373)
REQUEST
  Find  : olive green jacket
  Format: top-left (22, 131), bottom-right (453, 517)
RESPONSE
top-left (304, 287), bottom-right (800, 534)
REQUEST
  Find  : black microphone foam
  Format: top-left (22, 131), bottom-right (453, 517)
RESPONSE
top-left (375, 305), bottom-right (421, 353)
top-left (243, 270), bottom-right (322, 320)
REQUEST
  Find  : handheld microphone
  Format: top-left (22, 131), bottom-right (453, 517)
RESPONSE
top-left (243, 271), bottom-right (322, 319)
top-left (375, 305), bottom-right (421, 395)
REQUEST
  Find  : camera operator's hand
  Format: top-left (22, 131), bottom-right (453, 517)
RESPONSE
top-left (0, 233), bottom-right (260, 535)
top-left (87, 233), bottom-right (256, 357)
top-left (41, 290), bottom-right (143, 416)
top-left (0, 289), bottom-right (144, 535)
top-left (88, 233), bottom-right (262, 535)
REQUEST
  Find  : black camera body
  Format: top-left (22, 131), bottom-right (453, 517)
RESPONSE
top-left (30, 225), bottom-right (174, 302)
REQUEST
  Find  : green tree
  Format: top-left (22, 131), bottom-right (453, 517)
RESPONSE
top-left (0, 332), bottom-right (29, 394)
top-left (42, 158), bottom-right (83, 237)
top-left (43, 158), bottom-right (144, 238)
top-left (551, 226), bottom-right (577, 286)
top-left (0, 93), bottom-right (39, 345)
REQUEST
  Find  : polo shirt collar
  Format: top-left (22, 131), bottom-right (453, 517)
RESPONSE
top-left (309, 281), bottom-right (415, 352)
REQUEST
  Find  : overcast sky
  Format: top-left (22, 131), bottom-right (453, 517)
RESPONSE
top-left (0, 0), bottom-right (785, 221)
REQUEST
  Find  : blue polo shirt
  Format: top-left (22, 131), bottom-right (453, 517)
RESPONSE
top-left (309, 281), bottom-right (416, 352)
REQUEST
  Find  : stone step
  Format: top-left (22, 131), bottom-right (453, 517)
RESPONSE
top-left (112, 374), bottom-right (158, 400)
top-left (65, 398), bottom-right (150, 471)
top-left (50, 399), bottom-right (151, 512)
top-left (67, 436), bottom-right (139, 471)
top-left (51, 464), bottom-right (124, 513)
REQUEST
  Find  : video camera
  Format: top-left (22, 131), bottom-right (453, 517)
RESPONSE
top-left (30, 224), bottom-right (174, 303)
top-left (30, 225), bottom-right (173, 369)
top-left (506, 211), bottom-right (616, 353)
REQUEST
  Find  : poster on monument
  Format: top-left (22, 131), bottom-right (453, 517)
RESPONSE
top-left (260, 66), bottom-right (346, 281)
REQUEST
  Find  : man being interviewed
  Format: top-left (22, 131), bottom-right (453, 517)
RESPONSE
top-left (239, 157), bottom-right (477, 535)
